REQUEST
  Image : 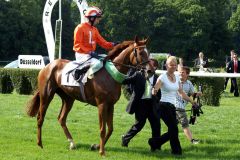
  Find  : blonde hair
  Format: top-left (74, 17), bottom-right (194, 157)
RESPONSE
top-left (166, 56), bottom-right (177, 65)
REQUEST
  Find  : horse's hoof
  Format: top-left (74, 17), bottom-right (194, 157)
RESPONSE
top-left (37, 143), bottom-right (43, 149)
top-left (69, 143), bottom-right (76, 150)
top-left (99, 151), bottom-right (106, 157)
top-left (90, 144), bottom-right (99, 151)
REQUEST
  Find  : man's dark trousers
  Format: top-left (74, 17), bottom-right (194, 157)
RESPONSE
top-left (123, 99), bottom-right (160, 142)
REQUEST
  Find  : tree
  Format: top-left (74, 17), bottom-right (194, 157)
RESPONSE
top-left (148, 0), bottom-right (179, 53)
top-left (173, 0), bottom-right (211, 59)
top-left (199, 0), bottom-right (233, 58)
top-left (0, 0), bottom-right (47, 61)
top-left (1, 0), bottom-right (239, 63)
top-left (95, 0), bottom-right (154, 41)
top-left (228, 4), bottom-right (240, 51)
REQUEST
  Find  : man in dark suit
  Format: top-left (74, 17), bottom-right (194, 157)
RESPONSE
top-left (227, 53), bottom-right (240, 97)
top-left (224, 50), bottom-right (235, 92)
top-left (121, 59), bottom-right (161, 150)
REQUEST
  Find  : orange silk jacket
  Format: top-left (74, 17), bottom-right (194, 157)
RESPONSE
top-left (73, 23), bottom-right (113, 54)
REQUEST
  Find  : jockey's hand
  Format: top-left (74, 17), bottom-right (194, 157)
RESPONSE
top-left (90, 51), bottom-right (98, 58)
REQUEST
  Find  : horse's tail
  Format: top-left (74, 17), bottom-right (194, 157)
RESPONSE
top-left (26, 90), bottom-right (40, 117)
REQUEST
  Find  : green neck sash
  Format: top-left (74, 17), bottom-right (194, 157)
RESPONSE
top-left (105, 61), bottom-right (127, 83)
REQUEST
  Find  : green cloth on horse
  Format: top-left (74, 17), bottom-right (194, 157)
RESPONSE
top-left (105, 61), bottom-right (127, 83)
top-left (87, 60), bottom-right (127, 84)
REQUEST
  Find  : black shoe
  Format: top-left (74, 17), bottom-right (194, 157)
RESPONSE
top-left (121, 135), bottom-right (128, 147)
top-left (148, 138), bottom-right (160, 152)
top-left (234, 93), bottom-right (239, 97)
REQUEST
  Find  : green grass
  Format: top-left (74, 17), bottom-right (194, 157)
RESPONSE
top-left (0, 91), bottom-right (240, 160)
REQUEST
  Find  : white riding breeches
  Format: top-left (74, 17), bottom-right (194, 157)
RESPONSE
top-left (75, 52), bottom-right (99, 65)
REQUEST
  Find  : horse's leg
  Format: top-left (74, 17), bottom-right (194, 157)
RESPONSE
top-left (91, 104), bottom-right (113, 156)
top-left (104, 105), bottom-right (114, 145)
top-left (57, 92), bottom-right (75, 150)
top-left (37, 89), bottom-right (55, 148)
top-left (97, 103), bottom-right (108, 156)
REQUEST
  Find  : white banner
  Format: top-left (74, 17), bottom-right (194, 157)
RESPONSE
top-left (18, 55), bottom-right (45, 69)
top-left (43, 0), bottom-right (58, 63)
top-left (74, 0), bottom-right (89, 23)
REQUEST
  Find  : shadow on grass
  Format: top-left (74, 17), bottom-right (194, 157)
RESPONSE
top-left (73, 142), bottom-right (176, 159)
top-left (72, 139), bottom-right (240, 159)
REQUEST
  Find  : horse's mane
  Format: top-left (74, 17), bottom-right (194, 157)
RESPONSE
top-left (105, 41), bottom-right (134, 61)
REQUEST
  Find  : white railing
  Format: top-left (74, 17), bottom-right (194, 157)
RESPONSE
top-left (156, 70), bottom-right (240, 78)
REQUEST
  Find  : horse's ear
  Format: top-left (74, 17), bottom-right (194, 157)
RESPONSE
top-left (134, 35), bottom-right (139, 43)
top-left (144, 36), bottom-right (150, 44)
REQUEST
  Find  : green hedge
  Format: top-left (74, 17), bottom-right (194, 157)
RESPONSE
top-left (0, 68), bottom-right (226, 105)
top-left (189, 77), bottom-right (225, 106)
top-left (0, 68), bottom-right (39, 95)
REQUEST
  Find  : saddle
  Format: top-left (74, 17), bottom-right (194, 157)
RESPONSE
top-left (62, 57), bottom-right (127, 87)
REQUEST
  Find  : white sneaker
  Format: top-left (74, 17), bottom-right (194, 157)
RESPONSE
top-left (191, 139), bottom-right (200, 144)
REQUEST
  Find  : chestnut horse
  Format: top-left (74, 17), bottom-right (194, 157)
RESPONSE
top-left (26, 37), bottom-right (149, 156)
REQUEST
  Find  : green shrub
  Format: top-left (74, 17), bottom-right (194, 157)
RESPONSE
top-left (190, 77), bottom-right (225, 106)
top-left (0, 68), bottom-right (39, 95)
top-left (16, 76), bottom-right (33, 95)
top-left (0, 74), bottom-right (13, 94)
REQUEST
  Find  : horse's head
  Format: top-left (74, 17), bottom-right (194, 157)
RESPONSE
top-left (106, 36), bottom-right (150, 74)
top-left (130, 36), bottom-right (150, 68)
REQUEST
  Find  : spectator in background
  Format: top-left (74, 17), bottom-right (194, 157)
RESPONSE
top-left (176, 66), bottom-right (201, 144)
top-left (224, 50), bottom-right (235, 92)
top-left (161, 54), bottom-right (171, 70)
top-left (227, 53), bottom-right (240, 97)
top-left (194, 52), bottom-right (208, 71)
top-left (121, 59), bottom-right (161, 148)
top-left (177, 58), bottom-right (184, 71)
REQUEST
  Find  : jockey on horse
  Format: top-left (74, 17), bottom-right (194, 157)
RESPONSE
top-left (73, 6), bottom-right (117, 68)
top-left (26, 5), bottom-right (150, 156)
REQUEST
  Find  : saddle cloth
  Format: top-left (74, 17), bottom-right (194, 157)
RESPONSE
top-left (61, 60), bottom-right (103, 86)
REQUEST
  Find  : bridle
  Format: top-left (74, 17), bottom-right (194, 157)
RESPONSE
top-left (132, 44), bottom-right (149, 69)
top-left (111, 43), bottom-right (149, 70)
